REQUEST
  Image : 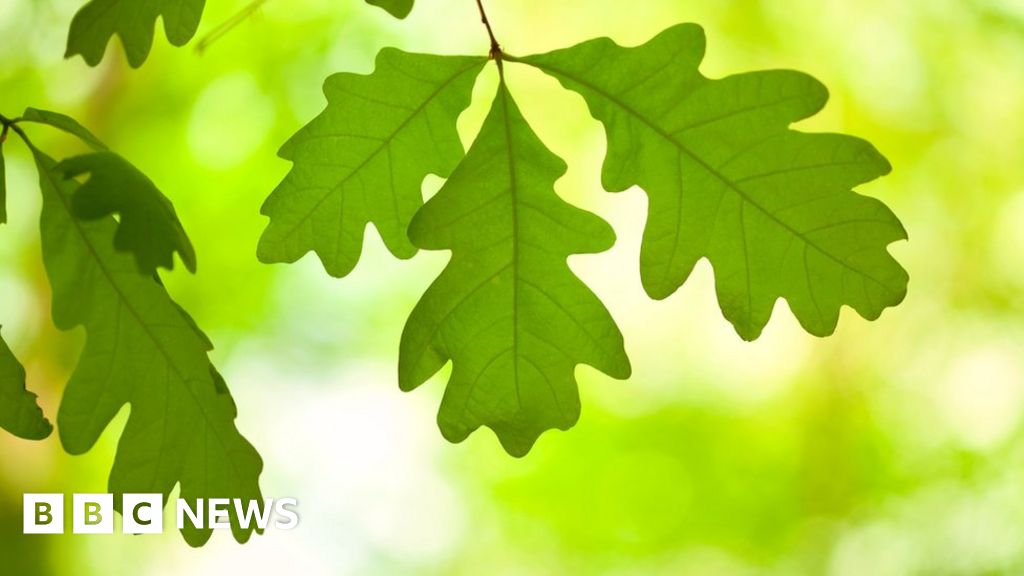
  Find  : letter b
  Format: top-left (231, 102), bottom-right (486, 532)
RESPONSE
top-left (73, 494), bottom-right (113, 534)
top-left (23, 494), bottom-right (64, 534)
top-left (37, 502), bottom-right (52, 525)
top-left (85, 502), bottom-right (102, 525)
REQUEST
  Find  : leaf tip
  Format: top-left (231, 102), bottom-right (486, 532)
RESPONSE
top-left (182, 250), bottom-right (198, 274)
top-left (501, 441), bottom-right (534, 459)
top-left (734, 327), bottom-right (762, 343)
top-left (182, 526), bottom-right (213, 548)
top-left (639, 273), bottom-right (681, 302)
top-left (611, 356), bottom-right (633, 380)
top-left (57, 424), bottom-right (95, 456)
top-left (493, 427), bottom-right (541, 459)
top-left (397, 372), bottom-right (420, 393)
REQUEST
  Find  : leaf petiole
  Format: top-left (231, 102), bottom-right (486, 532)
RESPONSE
top-left (0, 113), bottom-right (30, 146)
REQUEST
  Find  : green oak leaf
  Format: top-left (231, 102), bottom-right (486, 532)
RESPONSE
top-left (399, 81), bottom-right (631, 457)
top-left (519, 24), bottom-right (908, 340)
top-left (259, 49), bottom-right (486, 277)
top-left (366, 0), bottom-right (414, 19)
top-left (57, 152), bottom-right (197, 274)
top-left (1, 140), bottom-right (6, 224)
top-left (0, 330), bottom-right (53, 440)
top-left (66, 0), bottom-right (206, 68)
top-left (32, 147), bottom-right (261, 546)
top-left (21, 108), bottom-right (108, 152)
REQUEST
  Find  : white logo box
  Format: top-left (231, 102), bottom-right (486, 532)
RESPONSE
top-left (23, 494), bottom-right (298, 534)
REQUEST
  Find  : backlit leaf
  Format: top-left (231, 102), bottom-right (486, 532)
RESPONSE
top-left (0, 330), bottom-right (52, 441)
top-left (22, 108), bottom-right (108, 152)
top-left (33, 147), bottom-right (261, 546)
top-left (57, 152), bottom-right (197, 274)
top-left (66, 0), bottom-right (206, 68)
top-left (520, 24), bottom-right (908, 340)
top-left (400, 81), bottom-right (631, 456)
top-left (365, 0), bottom-right (414, 19)
top-left (0, 140), bottom-right (7, 224)
top-left (259, 49), bottom-right (486, 277)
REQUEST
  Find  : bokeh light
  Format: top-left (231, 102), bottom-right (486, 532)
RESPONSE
top-left (1, 0), bottom-right (1022, 574)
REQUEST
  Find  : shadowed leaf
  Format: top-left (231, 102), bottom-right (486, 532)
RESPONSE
top-left (366, 0), bottom-right (414, 19)
top-left (66, 0), bottom-right (206, 68)
top-left (1, 141), bottom-right (6, 224)
top-left (0, 330), bottom-right (52, 441)
top-left (22, 108), bottom-right (108, 152)
top-left (57, 152), bottom-right (196, 275)
top-left (33, 148), bottom-right (261, 546)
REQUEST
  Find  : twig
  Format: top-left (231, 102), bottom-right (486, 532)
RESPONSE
top-left (0, 113), bottom-right (27, 144)
top-left (474, 0), bottom-right (502, 62)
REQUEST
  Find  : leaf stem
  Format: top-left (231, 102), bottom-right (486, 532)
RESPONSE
top-left (0, 113), bottom-right (12, 143)
top-left (474, 0), bottom-right (502, 64)
top-left (0, 113), bottom-right (29, 145)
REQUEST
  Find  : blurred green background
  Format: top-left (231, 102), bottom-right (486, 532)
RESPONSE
top-left (2, 0), bottom-right (1023, 574)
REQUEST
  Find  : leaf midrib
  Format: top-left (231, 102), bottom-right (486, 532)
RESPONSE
top-left (274, 60), bottom-right (484, 244)
top-left (498, 84), bottom-right (523, 412)
top-left (518, 58), bottom-right (901, 296)
top-left (37, 155), bottom-right (243, 487)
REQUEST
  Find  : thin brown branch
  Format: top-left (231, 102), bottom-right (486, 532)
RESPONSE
top-left (0, 113), bottom-right (28, 145)
top-left (474, 0), bottom-right (502, 62)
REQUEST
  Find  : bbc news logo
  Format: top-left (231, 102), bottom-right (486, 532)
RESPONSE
top-left (23, 494), bottom-right (299, 534)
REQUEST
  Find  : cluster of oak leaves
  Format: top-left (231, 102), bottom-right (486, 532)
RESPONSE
top-left (0, 0), bottom-right (907, 545)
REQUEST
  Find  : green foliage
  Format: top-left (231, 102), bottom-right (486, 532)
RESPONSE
top-left (33, 148), bottom-right (262, 546)
top-left (0, 111), bottom-right (263, 546)
top-left (58, 152), bottom-right (197, 274)
top-left (400, 82), bottom-right (631, 456)
top-left (265, 23), bottom-right (907, 454)
top-left (35, 1), bottom-right (909, 457)
top-left (259, 50), bottom-right (486, 277)
top-left (1, 121), bottom-right (49, 442)
top-left (66, 0), bottom-right (207, 68)
top-left (63, 0), bottom-right (416, 68)
top-left (21, 108), bottom-right (108, 152)
top-left (0, 140), bottom-right (6, 224)
top-left (519, 24), bottom-right (908, 340)
top-left (0, 330), bottom-right (53, 440)
top-left (366, 0), bottom-right (414, 19)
